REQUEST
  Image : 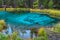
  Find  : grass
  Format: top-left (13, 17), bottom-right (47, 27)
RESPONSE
top-left (0, 8), bottom-right (5, 11)
top-left (51, 23), bottom-right (60, 32)
top-left (0, 8), bottom-right (60, 18)
top-left (30, 9), bottom-right (60, 18)
top-left (0, 8), bottom-right (30, 11)
top-left (46, 22), bottom-right (60, 33)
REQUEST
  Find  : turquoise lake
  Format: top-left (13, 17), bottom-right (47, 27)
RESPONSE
top-left (0, 11), bottom-right (59, 38)
top-left (0, 11), bottom-right (58, 28)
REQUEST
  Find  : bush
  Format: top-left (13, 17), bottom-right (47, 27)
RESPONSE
top-left (38, 27), bottom-right (45, 36)
top-left (0, 33), bottom-right (8, 40)
top-left (0, 20), bottom-right (6, 31)
top-left (0, 20), bottom-right (5, 26)
top-left (48, 0), bottom-right (53, 9)
top-left (0, 32), bottom-right (23, 40)
top-left (38, 27), bottom-right (48, 40)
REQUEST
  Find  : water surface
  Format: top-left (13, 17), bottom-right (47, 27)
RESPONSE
top-left (0, 11), bottom-right (59, 38)
top-left (0, 11), bottom-right (57, 27)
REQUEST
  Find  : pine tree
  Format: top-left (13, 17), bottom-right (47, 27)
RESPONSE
top-left (48, 0), bottom-right (53, 9)
top-left (33, 0), bottom-right (38, 8)
top-left (0, 0), bottom-right (2, 7)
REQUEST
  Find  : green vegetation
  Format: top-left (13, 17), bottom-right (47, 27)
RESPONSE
top-left (46, 23), bottom-right (60, 33)
top-left (30, 9), bottom-right (60, 18)
top-left (43, 0), bottom-right (48, 8)
top-left (33, 0), bottom-right (38, 8)
top-left (17, 0), bottom-right (24, 7)
top-left (0, 0), bottom-right (60, 40)
top-left (48, 0), bottom-right (53, 9)
top-left (0, 20), bottom-right (23, 40)
top-left (0, 20), bottom-right (6, 31)
top-left (0, 32), bottom-right (23, 40)
top-left (0, 8), bottom-right (5, 11)
top-left (0, 0), bottom-right (60, 9)
top-left (0, 8), bottom-right (60, 18)
top-left (6, 8), bottom-right (30, 12)
top-left (37, 27), bottom-right (48, 40)
top-left (52, 23), bottom-right (60, 32)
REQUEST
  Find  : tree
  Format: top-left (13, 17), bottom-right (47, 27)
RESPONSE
top-left (23, 0), bottom-right (31, 8)
top-left (6, 0), bottom-right (10, 7)
top-left (33, 0), bottom-right (39, 8)
top-left (0, 0), bottom-right (2, 7)
top-left (13, 0), bottom-right (17, 8)
top-left (55, 0), bottom-right (60, 9)
top-left (17, 0), bottom-right (24, 7)
top-left (43, 0), bottom-right (49, 8)
top-left (48, 0), bottom-right (53, 9)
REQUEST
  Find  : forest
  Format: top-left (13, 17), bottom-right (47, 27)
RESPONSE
top-left (0, 0), bottom-right (60, 9)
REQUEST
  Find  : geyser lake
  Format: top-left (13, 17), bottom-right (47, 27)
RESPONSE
top-left (0, 11), bottom-right (59, 38)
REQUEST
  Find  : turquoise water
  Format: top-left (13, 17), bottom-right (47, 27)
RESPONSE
top-left (0, 11), bottom-right (59, 38)
top-left (0, 11), bottom-right (57, 27)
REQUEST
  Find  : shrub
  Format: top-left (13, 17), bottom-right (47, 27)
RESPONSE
top-left (0, 32), bottom-right (23, 40)
top-left (0, 20), bottom-right (6, 31)
top-left (0, 20), bottom-right (5, 26)
top-left (38, 27), bottom-right (48, 40)
top-left (38, 27), bottom-right (45, 36)
top-left (48, 0), bottom-right (53, 9)
top-left (0, 33), bottom-right (8, 40)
